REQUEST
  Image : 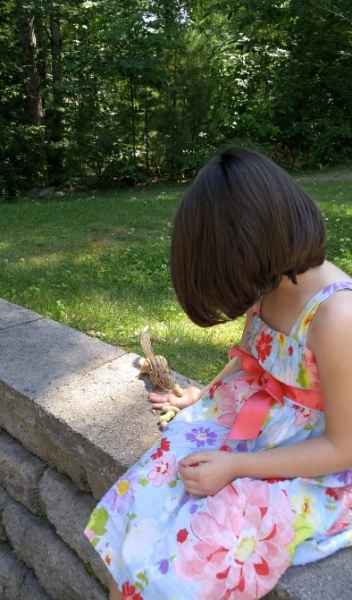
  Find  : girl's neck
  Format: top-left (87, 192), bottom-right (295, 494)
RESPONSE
top-left (260, 261), bottom-right (351, 335)
top-left (272, 260), bottom-right (349, 298)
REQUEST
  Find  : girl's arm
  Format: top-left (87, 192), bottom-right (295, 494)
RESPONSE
top-left (179, 294), bottom-right (352, 494)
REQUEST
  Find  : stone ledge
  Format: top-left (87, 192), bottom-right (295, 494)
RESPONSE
top-left (0, 299), bottom-right (42, 331)
top-left (0, 299), bottom-right (351, 599)
top-left (0, 315), bottom-right (125, 394)
top-left (0, 309), bottom-right (192, 498)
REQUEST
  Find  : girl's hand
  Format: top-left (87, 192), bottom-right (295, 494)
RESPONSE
top-left (148, 385), bottom-right (203, 411)
top-left (178, 451), bottom-right (236, 496)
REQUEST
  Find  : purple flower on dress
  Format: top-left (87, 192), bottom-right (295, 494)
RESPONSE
top-left (104, 474), bottom-right (135, 513)
top-left (236, 441), bottom-right (248, 453)
top-left (159, 559), bottom-right (169, 574)
top-left (337, 470), bottom-right (352, 485)
top-left (189, 503), bottom-right (198, 514)
top-left (185, 427), bottom-right (217, 448)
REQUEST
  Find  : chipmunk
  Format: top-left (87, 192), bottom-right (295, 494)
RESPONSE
top-left (138, 329), bottom-right (183, 428)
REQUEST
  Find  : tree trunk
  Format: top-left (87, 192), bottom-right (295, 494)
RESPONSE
top-left (16, 0), bottom-right (43, 124)
top-left (48, 1), bottom-right (64, 181)
top-left (129, 78), bottom-right (137, 162)
top-left (144, 92), bottom-right (150, 173)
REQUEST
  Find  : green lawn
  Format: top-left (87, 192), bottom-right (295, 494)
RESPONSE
top-left (1, 178), bottom-right (351, 383)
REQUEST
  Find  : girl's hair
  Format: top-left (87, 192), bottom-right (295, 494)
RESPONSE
top-left (171, 148), bottom-right (326, 327)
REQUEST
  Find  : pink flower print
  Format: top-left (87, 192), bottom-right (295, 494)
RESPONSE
top-left (293, 405), bottom-right (316, 429)
top-left (216, 377), bottom-right (259, 429)
top-left (177, 528), bottom-right (189, 543)
top-left (219, 444), bottom-right (232, 452)
top-left (148, 452), bottom-right (177, 486)
top-left (186, 427), bottom-right (217, 448)
top-left (209, 379), bottom-right (223, 398)
top-left (84, 528), bottom-right (95, 543)
top-left (327, 486), bottom-right (352, 535)
top-left (151, 437), bottom-right (170, 459)
top-left (122, 582), bottom-right (143, 600)
top-left (175, 479), bottom-right (294, 599)
top-left (303, 349), bottom-right (320, 389)
top-left (256, 331), bottom-right (273, 363)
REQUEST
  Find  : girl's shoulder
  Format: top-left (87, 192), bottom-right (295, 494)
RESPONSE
top-left (241, 280), bottom-right (352, 391)
top-left (309, 286), bottom-right (352, 349)
top-left (290, 279), bottom-right (352, 345)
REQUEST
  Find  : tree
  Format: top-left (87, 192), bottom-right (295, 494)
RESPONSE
top-left (1, 0), bottom-right (351, 197)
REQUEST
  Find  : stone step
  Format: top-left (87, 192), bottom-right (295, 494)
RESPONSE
top-left (0, 541), bottom-right (50, 600)
top-left (268, 548), bottom-right (352, 599)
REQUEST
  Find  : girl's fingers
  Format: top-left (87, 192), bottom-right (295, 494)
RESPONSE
top-left (149, 399), bottom-right (167, 406)
top-left (184, 484), bottom-right (203, 496)
top-left (148, 392), bottom-right (170, 404)
top-left (180, 452), bottom-right (212, 468)
top-left (178, 465), bottom-right (198, 481)
top-left (149, 391), bottom-right (168, 400)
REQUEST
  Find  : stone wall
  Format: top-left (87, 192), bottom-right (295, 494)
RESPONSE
top-left (0, 299), bottom-right (351, 599)
top-left (0, 299), bottom-right (177, 599)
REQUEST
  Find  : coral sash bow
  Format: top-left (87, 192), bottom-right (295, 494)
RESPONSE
top-left (227, 347), bottom-right (323, 440)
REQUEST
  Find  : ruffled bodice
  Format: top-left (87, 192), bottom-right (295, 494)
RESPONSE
top-left (242, 281), bottom-right (352, 393)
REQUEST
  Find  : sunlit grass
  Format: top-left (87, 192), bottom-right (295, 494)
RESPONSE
top-left (0, 178), bottom-right (351, 383)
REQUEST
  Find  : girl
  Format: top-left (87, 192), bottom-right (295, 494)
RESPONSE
top-left (84, 149), bottom-right (352, 600)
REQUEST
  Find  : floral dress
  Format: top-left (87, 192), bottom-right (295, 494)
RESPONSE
top-left (84, 281), bottom-right (352, 600)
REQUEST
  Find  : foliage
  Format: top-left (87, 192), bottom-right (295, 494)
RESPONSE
top-left (1, 0), bottom-right (352, 196)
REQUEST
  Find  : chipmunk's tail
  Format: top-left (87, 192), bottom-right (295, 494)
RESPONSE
top-left (140, 327), bottom-right (154, 361)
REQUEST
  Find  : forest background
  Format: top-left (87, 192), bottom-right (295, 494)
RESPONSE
top-left (1, 0), bottom-right (352, 199)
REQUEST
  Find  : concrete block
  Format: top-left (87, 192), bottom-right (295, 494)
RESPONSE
top-left (0, 486), bottom-right (10, 541)
top-left (39, 468), bottom-right (111, 588)
top-left (0, 299), bottom-right (41, 331)
top-left (0, 542), bottom-right (50, 600)
top-left (3, 498), bottom-right (107, 600)
top-left (0, 384), bottom-right (89, 490)
top-left (0, 303), bottom-right (195, 498)
top-left (0, 542), bottom-right (26, 599)
top-left (19, 571), bottom-right (52, 600)
top-left (0, 431), bottom-right (45, 514)
top-left (0, 316), bottom-right (125, 395)
top-left (267, 548), bottom-right (352, 599)
top-left (0, 316), bottom-right (126, 491)
top-left (0, 348), bottom-right (164, 498)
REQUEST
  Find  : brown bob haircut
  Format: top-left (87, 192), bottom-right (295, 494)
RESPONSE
top-left (171, 148), bottom-right (326, 327)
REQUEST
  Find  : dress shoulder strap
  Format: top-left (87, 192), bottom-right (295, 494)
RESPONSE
top-left (290, 280), bottom-right (352, 342)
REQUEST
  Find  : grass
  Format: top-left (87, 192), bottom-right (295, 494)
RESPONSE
top-left (0, 178), bottom-right (351, 383)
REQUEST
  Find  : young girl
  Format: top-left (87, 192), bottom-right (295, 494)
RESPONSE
top-left (84, 149), bottom-right (352, 600)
